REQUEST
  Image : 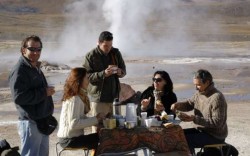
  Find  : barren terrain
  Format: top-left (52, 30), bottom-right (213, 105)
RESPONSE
top-left (0, 0), bottom-right (250, 156)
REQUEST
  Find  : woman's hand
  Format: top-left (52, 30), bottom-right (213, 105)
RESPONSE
top-left (155, 101), bottom-right (164, 112)
top-left (141, 97), bottom-right (151, 109)
top-left (96, 112), bottom-right (106, 123)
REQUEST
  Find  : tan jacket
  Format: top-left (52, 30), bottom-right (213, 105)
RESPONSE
top-left (57, 96), bottom-right (98, 138)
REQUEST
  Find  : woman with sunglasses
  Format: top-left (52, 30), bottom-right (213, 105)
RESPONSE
top-left (138, 70), bottom-right (177, 117)
top-left (57, 67), bottom-right (106, 156)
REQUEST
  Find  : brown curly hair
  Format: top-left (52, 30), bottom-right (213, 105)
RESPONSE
top-left (62, 67), bottom-right (87, 101)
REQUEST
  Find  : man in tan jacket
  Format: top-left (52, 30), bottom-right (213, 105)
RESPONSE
top-left (171, 69), bottom-right (228, 155)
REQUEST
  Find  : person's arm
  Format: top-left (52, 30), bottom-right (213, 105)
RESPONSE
top-left (68, 97), bottom-right (98, 130)
top-left (137, 94), bottom-right (149, 115)
top-left (115, 50), bottom-right (126, 78)
top-left (9, 68), bottom-right (47, 106)
top-left (138, 87), bottom-right (155, 116)
top-left (171, 93), bottom-right (197, 112)
top-left (161, 92), bottom-right (177, 114)
top-left (82, 51), bottom-right (105, 83)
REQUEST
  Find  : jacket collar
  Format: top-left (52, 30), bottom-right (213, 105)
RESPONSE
top-left (20, 55), bottom-right (41, 68)
top-left (96, 46), bottom-right (113, 56)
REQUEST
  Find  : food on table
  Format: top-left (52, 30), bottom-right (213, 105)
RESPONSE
top-left (176, 110), bottom-right (181, 118)
top-left (163, 122), bottom-right (174, 128)
top-left (160, 111), bottom-right (168, 121)
top-left (156, 100), bottom-right (162, 105)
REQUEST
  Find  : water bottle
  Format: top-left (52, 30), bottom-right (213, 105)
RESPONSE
top-left (126, 103), bottom-right (137, 124)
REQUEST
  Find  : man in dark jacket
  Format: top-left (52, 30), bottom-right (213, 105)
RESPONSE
top-left (8, 35), bottom-right (55, 156)
top-left (83, 31), bottom-right (126, 132)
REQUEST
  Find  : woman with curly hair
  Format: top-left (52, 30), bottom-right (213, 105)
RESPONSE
top-left (57, 67), bottom-right (106, 155)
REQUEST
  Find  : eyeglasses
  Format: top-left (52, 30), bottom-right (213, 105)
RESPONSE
top-left (152, 78), bottom-right (163, 83)
top-left (26, 47), bottom-right (42, 52)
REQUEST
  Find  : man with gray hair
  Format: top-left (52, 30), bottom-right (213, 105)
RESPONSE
top-left (171, 69), bottom-right (228, 155)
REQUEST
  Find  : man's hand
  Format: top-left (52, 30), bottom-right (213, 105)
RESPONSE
top-left (104, 66), bottom-right (113, 77)
top-left (104, 65), bottom-right (119, 77)
top-left (178, 112), bottom-right (194, 122)
top-left (46, 86), bottom-right (55, 96)
top-left (117, 68), bottom-right (124, 77)
top-left (170, 103), bottom-right (179, 112)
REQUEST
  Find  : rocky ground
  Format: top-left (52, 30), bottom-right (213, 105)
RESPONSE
top-left (0, 55), bottom-right (250, 155)
top-left (1, 1), bottom-right (250, 155)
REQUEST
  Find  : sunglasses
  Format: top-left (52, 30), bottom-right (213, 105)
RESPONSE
top-left (152, 78), bottom-right (163, 83)
top-left (26, 47), bottom-right (42, 52)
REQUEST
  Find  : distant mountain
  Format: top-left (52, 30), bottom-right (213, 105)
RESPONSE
top-left (1, 0), bottom-right (250, 42)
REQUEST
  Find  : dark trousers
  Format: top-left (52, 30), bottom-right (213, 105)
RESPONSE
top-left (59, 133), bottom-right (99, 150)
top-left (184, 128), bottom-right (225, 154)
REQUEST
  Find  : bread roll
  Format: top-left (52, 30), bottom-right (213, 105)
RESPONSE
top-left (163, 122), bottom-right (174, 128)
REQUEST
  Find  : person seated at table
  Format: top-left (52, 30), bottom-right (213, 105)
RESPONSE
top-left (57, 67), bottom-right (106, 155)
top-left (171, 69), bottom-right (228, 155)
top-left (137, 70), bottom-right (177, 117)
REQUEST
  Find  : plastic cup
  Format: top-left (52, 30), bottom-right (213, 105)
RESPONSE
top-left (168, 115), bottom-right (174, 121)
top-left (108, 119), bottom-right (116, 129)
top-left (141, 118), bottom-right (146, 127)
top-left (145, 118), bottom-right (153, 128)
top-left (118, 118), bottom-right (125, 127)
top-left (141, 112), bottom-right (147, 119)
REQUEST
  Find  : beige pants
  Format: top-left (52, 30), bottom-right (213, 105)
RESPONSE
top-left (90, 102), bottom-right (113, 133)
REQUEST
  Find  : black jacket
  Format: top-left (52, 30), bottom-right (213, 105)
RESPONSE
top-left (137, 86), bottom-right (177, 117)
top-left (8, 56), bottom-right (54, 120)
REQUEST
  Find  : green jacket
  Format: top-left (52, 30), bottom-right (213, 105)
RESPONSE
top-left (82, 46), bottom-right (126, 103)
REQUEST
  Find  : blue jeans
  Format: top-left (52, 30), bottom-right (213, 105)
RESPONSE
top-left (18, 120), bottom-right (49, 156)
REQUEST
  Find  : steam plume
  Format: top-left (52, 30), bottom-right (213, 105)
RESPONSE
top-left (44, 0), bottom-right (222, 63)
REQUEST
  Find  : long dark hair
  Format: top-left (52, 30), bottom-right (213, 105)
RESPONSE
top-left (62, 67), bottom-right (87, 101)
top-left (152, 70), bottom-right (174, 93)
